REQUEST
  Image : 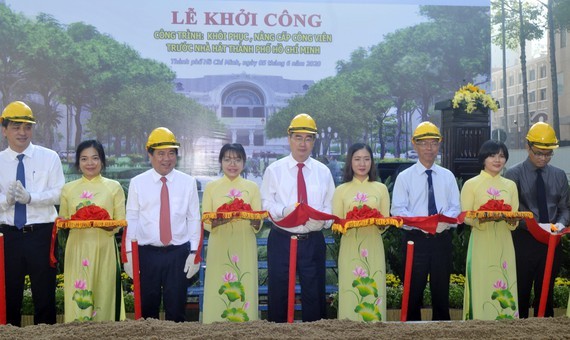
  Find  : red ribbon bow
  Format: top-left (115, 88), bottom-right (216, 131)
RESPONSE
top-left (346, 205), bottom-right (384, 220)
top-left (71, 205), bottom-right (111, 220)
top-left (478, 199), bottom-right (512, 212)
top-left (217, 198), bottom-right (252, 212)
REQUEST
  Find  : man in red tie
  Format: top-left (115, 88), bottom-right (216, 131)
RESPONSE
top-left (124, 127), bottom-right (201, 322)
top-left (261, 113), bottom-right (336, 322)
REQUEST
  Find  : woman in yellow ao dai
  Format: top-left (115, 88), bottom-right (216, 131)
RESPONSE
top-left (202, 144), bottom-right (261, 323)
top-left (461, 140), bottom-right (519, 320)
top-left (333, 143), bottom-right (390, 322)
top-left (60, 140), bottom-right (126, 322)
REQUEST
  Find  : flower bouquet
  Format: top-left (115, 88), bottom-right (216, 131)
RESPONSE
top-left (459, 187), bottom-right (533, 222)
top-left (452, 83), bottom-right (499, 114)
top-left (56, 204), bottom-right (127, 229)
top-left (201, 189), bottom-right (267, 224)
top-left (332, 205), bottom-right (402, 234)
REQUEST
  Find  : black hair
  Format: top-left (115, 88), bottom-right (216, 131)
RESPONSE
top-left (75, 139), bottom-right (106, 171)
top-left (218, 143), bottom-right (247, 163)
top-left (478, 139), bottom-right (509, 170)
top-left (148, 147), bottom-right (178, 156)
top-left (343, 143), bottom-right (377, 182)
top-left (1, 119), bottom-right (31, 128)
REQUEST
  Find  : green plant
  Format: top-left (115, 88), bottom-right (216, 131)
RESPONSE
top-left (386, 286), bottom-right (403, 309)
top-left (452, 83), bottom-right (499, 114)
top-left (449, 284), bottom-right (464, 309)
top-left (106, 156), bottom-right (117, 167)
top-left (55, 288), bottom-right (65, 315)
top-left (127, 153), bottom-right (145, 164)
top-left (124, 292), bottom-right (135, 313)
top-left (21, 290), bottom-right (34, 315)
top-left (553, 285), bottom-right (569, 308)
top-left (22, 288), bottom-right (65, 315)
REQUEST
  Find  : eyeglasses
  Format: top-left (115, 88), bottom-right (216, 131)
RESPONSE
top-left (415, 141), bottom-right (440, 148)
top-left (291, 135), bottom-right (315, 144)
top-left (530, 149), bottom-right (553, 159)
top-left (222, 158), bottom-right (243, 165)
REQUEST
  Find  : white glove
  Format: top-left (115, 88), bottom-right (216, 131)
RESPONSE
top-left (184, 253), bottom-right (200, 279)
top-left (124, 252), bottom-right (133, 279)
top-left (14, 181), bottom-right (31, 204)
top-left (538, 223), bottom-right (552, 233)
top-left (555, 223), bottom-right (566, 232)
top-left (5, 181), bottom-right (17, 205)
top-left (282, 204), bottom-right (296, 218)
top-left (436, 222), bottom-right (449, 233)
top-left (305, 218), bottom-right (324, 232)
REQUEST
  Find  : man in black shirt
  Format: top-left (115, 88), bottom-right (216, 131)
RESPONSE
top-left (504, 122), bottom-right (570, 318)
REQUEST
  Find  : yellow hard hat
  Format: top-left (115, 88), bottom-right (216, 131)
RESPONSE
top-left (1, 101), bottom-right (36, 124)
top-left (287, 113), bottom-right (317, 134)
top-left (146, 127), bottom-right (180, 150)
top-left (526, 122), bottom-right (559, 149)
top-left (412, 122), bottom-right (441, 141)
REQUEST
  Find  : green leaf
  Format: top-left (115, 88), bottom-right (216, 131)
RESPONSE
top-left (75, 315), bottom-right (94, 322)
top-left (72, 290), bottom-right (94, 309)
top-left (352, 276), bottom-right (378, 298)
top-left (495, 313), bottom-right (515, 320)
top-left (220, 307), bottom-right (250, 322)
top-left (491, 289), bottom-right (517, 310)
top-left (218, 282), bottom-right (245, 302)
top-left (354, 302), bottom-right (382, 322)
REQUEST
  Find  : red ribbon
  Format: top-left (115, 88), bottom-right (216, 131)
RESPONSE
top-left (269, 203), bottom-right (340, 228)
top-left (49, 218), bottom-right (60, 268)
top-left (400, 214), bottom-right (458, 235)
top-left (71, 205), bottom-right (111, 220)
top-left (269, 203), bottom-right (458, 235)
top-left (525, 218), bottom-right (570, 245)
top-left (217, 198), bottom-right (252, 212)
top-left (478, 199), bottom-right (512, 211)
top-left (120, 226), bottom-right (128, 263)
top-left (194, 221), bottom-right (204, 264)
top-left (345, 205), bottom-right (383, 219)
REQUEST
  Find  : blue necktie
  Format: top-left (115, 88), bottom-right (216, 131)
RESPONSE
top-left (14, 154), bottom-right (27, 228)
top-left (426, 169), bottom-right (438, 216)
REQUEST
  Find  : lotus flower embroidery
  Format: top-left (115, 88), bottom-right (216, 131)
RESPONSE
top-left (71, 258), bottom-right (99, 321)
top-left (218, 251), bottom-right (250, 322)
top-left (484, 259), bottom-right (518, 320)
top-left (354, 192), bottom-right (368, 207)
top-left (349, 242), bottom-right (383, 322)
top-left (75, 190), bottom-right (96, 210)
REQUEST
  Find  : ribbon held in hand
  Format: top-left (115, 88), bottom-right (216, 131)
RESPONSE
top-left (270, 203), bottom-right (339, 228)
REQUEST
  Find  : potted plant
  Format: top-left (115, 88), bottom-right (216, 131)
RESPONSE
top-left (451, 83), bottom-right (499, 114)
top-left (435, 83), bottom-right (499, 181)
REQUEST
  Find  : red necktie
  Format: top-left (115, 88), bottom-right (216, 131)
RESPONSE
top-left (536, 169), bottom-right (549, 223)
top-left (297, 163), bottom-right (307, 204)
top-left (160, 177), bottom-right (172, 245)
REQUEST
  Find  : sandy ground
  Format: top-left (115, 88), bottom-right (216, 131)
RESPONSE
top-left (1, 317), bottom-right (569, 339)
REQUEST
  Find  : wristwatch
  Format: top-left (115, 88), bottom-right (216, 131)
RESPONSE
top-left (190, 250), bottom-right (197, 254)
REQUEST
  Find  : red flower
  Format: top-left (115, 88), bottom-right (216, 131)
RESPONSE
top-left (217, 198), bottom-right (252, 212)
top-left (478, 199), bottom-right (512, 211)
top-left (71, 205), bottom-right (111, 220)
top-left (346, 205), bottom-right (384, 220)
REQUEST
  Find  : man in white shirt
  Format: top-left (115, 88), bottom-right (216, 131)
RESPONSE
top-left (0, 101), bottom-right (64, 326)
top-left (124, 127), bottom-right (200, 322)
top-left (261, 113), bottom-right (335, 322)
top-left (391, 121), bottom-right (461, 321)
